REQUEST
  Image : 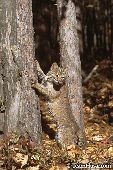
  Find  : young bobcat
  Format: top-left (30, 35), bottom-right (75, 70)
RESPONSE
top-left (32, 62), bottom-right (82, 148)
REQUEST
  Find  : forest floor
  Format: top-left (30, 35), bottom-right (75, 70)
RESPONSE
top-left (0, 59), bottom-right (113, 170)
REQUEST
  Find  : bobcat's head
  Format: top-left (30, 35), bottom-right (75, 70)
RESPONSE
top-left (47, 62), bottom-right (66, 85)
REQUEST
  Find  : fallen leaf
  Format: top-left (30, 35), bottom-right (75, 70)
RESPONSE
top-left (27, 165), bottom-right (40, 170)
top-left (13, 153), bottom-right (28, 167)
top-left (92, 135), bottom-right (104, 141)
top-left (49, 163), bottom-right (68, 170)
top-left (66, 145), bottom-right (80, 158)
top-left (108, 147), bottom-right (113, 157)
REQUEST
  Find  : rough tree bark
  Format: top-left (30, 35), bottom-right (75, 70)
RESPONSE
top-left (57, 0), bottom-right (86, 147)
top-left (0, 51), bottom-right (4, 136)
top-left (0, 0), bottom-right (42, 143)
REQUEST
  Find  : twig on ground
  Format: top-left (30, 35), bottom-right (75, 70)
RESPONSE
top-left (83, 65), bottom-right (99, 83)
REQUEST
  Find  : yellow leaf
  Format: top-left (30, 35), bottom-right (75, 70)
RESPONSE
top-left (13, 153), bottom-right (28, 168)
top-left (27, 165), bottom-right (40, 170)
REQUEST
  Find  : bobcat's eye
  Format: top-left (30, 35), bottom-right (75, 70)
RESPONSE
top-left (55, 74), bottom-right (58, 77)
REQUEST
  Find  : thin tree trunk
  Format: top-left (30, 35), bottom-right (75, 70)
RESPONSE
top-left (0, 55), bottom-right (4, 137)
top-left (57, 0), bottom-right (86, 147)
top-left (0, 0), bottom-right (42, 143)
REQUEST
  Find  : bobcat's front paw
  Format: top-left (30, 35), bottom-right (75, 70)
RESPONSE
top-left (31, 78), bottom-right (37, 87)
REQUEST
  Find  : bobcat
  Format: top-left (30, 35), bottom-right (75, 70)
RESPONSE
top-left (32, 62), bottom-right (83, 148)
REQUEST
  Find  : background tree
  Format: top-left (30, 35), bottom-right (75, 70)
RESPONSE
top-left (57, 0), bottom-right (86, 147)
top-left (0, 0), bottom-right (42, 143)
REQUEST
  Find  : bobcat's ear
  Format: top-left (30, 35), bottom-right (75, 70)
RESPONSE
top-left (50, 62), bottom-right (59, 71)
top-left (61, 67), bottom-right (67, 76)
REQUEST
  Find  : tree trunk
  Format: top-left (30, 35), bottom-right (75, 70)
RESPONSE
top-left (0, 54), bottom-right (4, 137)
top-left (0, 0), bottom-right (42, 143)
top-left (57, 0), bottom-right (86, 147)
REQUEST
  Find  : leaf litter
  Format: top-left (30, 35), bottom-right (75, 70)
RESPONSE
top-left (0, 59), bottom-right (113, 170)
